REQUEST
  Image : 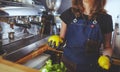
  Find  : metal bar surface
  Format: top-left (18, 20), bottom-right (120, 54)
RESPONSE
top-left (3, 36), bottom-right (49, 62)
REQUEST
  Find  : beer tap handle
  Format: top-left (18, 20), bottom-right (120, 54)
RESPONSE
top-left (23, 28), bottom-right (29, 34)
top-left (30, 21), bottom-right (41, 26)
top-left (15, 23), bottom-right (31, 29)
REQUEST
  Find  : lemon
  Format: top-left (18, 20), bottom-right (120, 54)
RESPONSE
top-left (48, 35), bottom-right (63, 47)
top-left (98, 55), bottom-right (110, 70)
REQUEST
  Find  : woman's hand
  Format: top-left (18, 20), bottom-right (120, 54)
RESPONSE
top-left (48, 35), bottom-right (63, 48)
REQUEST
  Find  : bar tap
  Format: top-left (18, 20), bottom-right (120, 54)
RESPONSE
top-left (9, 17), bottom-right (16, 29)
top-left (8, 17), bottom-right (15, 40)
top-left (29, 16), bottom-right (42, 35)
top-left (29, 16), bottom-right (41, 26)
top-left (15, 16), bottom-right (31, 34)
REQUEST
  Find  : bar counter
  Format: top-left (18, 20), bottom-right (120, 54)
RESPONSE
top-left (0, 57), bottom-right (39, 72)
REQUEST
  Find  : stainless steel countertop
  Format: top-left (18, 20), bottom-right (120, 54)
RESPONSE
top-left (3, 34), bottom-right (49, 62)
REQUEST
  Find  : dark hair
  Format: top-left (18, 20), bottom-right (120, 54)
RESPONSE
top-left (72, 0), bottom-right (107, 19)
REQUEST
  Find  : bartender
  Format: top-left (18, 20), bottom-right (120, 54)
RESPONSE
top-left (48, 0), bottom-right (113, 72)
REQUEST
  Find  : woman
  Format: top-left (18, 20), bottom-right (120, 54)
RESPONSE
top-left (60, 0), bottom-right (113, 71)
top-left (48, 0), bottom-right (113, 72)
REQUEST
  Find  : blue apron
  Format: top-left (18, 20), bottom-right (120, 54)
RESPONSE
top-left (63, 18), bottom-right (103, 65)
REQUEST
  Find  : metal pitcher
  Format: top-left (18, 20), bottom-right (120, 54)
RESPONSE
top-left (46, 0), bottom-right (62, 15)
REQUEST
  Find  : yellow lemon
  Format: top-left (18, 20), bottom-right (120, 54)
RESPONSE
top-left (98, 55), bottom-right (110, 70)
top-left (48, 35), bottom-right (63, 47)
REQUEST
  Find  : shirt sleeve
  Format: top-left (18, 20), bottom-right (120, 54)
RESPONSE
top-left (99, 14), bottom-right (113, 34)
top-left (59, 7), bottom-right (75, 25)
